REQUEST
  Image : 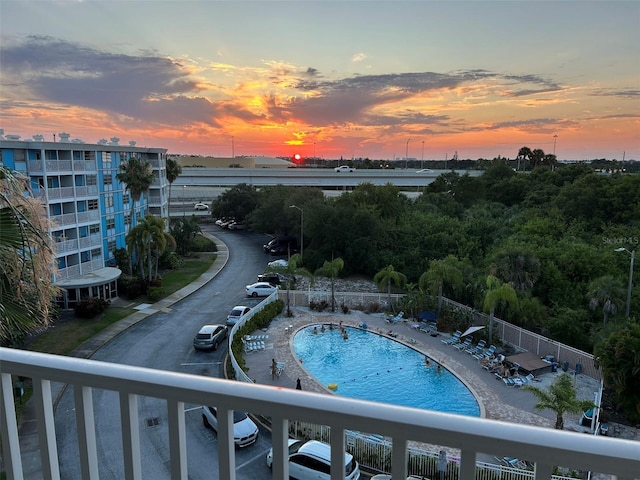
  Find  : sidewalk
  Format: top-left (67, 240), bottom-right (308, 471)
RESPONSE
top-left (16, 233), bottom-right (228, 479)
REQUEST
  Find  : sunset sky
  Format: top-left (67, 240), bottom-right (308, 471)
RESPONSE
top-left (1, 1), bottom-right (639, 162)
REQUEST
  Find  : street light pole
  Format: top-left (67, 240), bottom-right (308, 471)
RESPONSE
top-left (421, 140), bottom-right (425, 169)
top-left (615, 247), bottom-right (635, 318)
top-left (182, 185), bottom-right (186, 217)
top-left (289, 205), bottom-right (303, 259)
top-left (405, 138), bottom-right (411, 169)
top-left (553, 134), bottom-right (558, 156)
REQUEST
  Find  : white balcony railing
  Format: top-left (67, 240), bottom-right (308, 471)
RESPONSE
top-left (79, 234), bottom-right (102, 249)
top-left (54, 238), bottom-right (79, 254)
top-left (1, 347), bottom-right (638, 480)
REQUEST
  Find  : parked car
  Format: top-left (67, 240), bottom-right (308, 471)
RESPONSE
top-left (334, 165), bottom-right (355, 173)
top-left (263, 235), bottom-right (298, 255)
top-left (267, 259), bottom-right (288, 268)
top-left (194, 202), bottom-right (209, 211)
top-left (257, 272), bottom-right (291, 286)
top-left (228, 221), bottom-right (246, 230)
top-left (371, 475), bottom-right (425, 480)
top-left (201, 406), bottom-right (258, 448)
top-left (226, 305), bottom-right (251, 326)
top-left (246, 282), bottom-right (278, 297)
top-left (193, 324), bottom-right (228, 351)
top-left (266, 439), bottom-right (360, 480)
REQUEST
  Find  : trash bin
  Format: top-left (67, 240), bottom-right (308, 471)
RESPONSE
top-left (551, 362), bottom-right (558, 373)
top-left (562, 361), bottom-right (569, 372)
top-left (575, 363), bottom-right (583, 375)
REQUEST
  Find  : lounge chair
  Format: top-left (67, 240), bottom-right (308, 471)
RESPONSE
top-left (441, 330), bottom-right (461, 345)
top-left (503, 375), bottom-right (517, 386)
top-left (419, 321), bottom-right (437, 334)
top-left (275, 361), bottom-right (285, 376)
top-left (453, 338), bottom-right (472, 350)
top-left (473, 344), bottom-right (496, 360)
top-left (513, 373), bottom-right (535, 387)
top-left (465, 339), bottom-right (486, 354)
top-left (386, 311), bottom-right (405, 324)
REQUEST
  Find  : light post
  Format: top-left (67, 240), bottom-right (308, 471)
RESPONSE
top-left (289, 205), bottom-right (303, 259)
top-left (405, 138), bottom-right (411, 169)
top-left (182, 185), bottom-right (186, 217)
top-left (553, 134), bottom-right (558, 156)
top-left (615, 247), bottom-right (635, 318)
top-left (421, 140), bottom-right (425, 169)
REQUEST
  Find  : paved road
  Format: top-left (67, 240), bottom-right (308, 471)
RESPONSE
top-left (52, 227), bottom-right (279, 480)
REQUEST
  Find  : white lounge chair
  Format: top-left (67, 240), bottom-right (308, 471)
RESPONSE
top-left (441, 331), bottom-right (461, 345)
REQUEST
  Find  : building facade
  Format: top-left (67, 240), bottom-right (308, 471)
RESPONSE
top-left (0, 131), bottom-right (169, 308)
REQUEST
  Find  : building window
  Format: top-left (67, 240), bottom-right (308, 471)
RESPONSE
top-left (106, 218), bottom-right (115, 230)
top-left (81, 251), bottom-right (90, 263)
top-left (91, 248), bottom-right (102, 258)
top-left (105, 195), bottom-right (114, 208)
top-left (89, 224), bottom-right (100, 235)
top-left (103, 174), bottom-right (112, 185)
top-left (123, 193), bottom-right (130, 204)
top-left (87, 175), bottom-right (97, 186)
top-left (124, 214), bottom-right (131, 226)
top-left (107, 240), bottom-right (116, 253)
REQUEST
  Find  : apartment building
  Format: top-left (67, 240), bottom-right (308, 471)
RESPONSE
top-left (0, 130), bottom-right (169, 308)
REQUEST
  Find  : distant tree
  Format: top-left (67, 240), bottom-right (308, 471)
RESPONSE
top-left (0, 167), bottom-right (59, 345)
top-left (170, 216), bottom-right (201, 256)
top-left (314, 257), bottom-right (344, 312)
top-left (594, 322), bottom-right (640, 423)
top-left (483, 275), bottom-right (518, 343)
top-left (524, 373), bottom-right (595, 430)
top-left (587, 275), bottom-right (625, 324)
top-left (494, 248), bottom-right (541, 293)
top-left (212, 183), bottom-right (259, 223)
top-left (517, 146), bottom-right (532, 171)
top-left (266, 253), bottom-right (313, 316)
top-left (374, 265), bottom-right (407, 307)
top-left (419, 256), bottom-right (464, 314)
top-left (165, 157), bottom-right (182, 210)
top-left (530, 149), bottom-right (546, 169)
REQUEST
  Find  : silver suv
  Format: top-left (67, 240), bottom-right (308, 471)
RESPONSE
top-left (193, 324), bottom-right (228, 351)
top-left (266, 439), bottom-right (360, 479)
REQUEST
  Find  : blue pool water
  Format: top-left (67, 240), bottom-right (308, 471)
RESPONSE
top-left (293, 326), bottom-right (480, 417)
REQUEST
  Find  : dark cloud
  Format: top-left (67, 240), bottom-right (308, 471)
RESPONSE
top-left (0, 35), bottom-right (221, 126)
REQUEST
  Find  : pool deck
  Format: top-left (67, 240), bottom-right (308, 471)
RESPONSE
top-left (244, 307), bottom-right (639, 461)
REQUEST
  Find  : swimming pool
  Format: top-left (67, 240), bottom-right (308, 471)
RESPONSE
top-left (293, 325), bottom-right (480, 417)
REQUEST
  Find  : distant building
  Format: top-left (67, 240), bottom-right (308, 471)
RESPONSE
top-left (0, 130), bottom-right (169, 308)
top-left (172, 155), bottom-right (295, 168)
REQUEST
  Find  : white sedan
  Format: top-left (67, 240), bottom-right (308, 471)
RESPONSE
top-left (194, 202), bottom-right (209, 211)
top-left (334, 165), bottom-right (355, 172)
top-left (245, 282), bottom-right (278, 297)
top-left (201, 406), bottom-right (258, 448)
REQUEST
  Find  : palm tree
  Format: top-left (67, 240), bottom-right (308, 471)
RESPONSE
top-left (116, 156), bottom-right (154, 230)
top-left (483, 275), bottom-right (518, 343)
top-left (587, 275), bottom-right (625, 324)
top-left (517, 146), bottom-right (532, 171)
top-left (374, 265), bottom-right (407, 308)
top-left (127, 216), bottom-right (168, 281)
top-left (314, 257), bottom-right (344, 312)
top-left (117, 156), bottom-right (154, 274)
top-left (419, 255), bottom-right (463, 314)
top-left (166, 157), bottom-right (182, 212)
top-left (0, 167), bottom-right (59, 345)
top-left (494, 248), bottom-right (540, 293)
top-left (524, 373), bottom-right (595, 430)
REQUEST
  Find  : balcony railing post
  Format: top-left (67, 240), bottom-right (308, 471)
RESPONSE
top-left (330, 426), bottom-right (347, 480)
top-left (217, 407), bottom-right (236, 480)
top-left (33, 378), bottom-right (61, 480)
top-left (119, 392), bottom-right (142, 480)
top-left (391, 437), bottom-right (408, 480)
top-left (271, 416), bottom-right (290, 479)
top-left (1, 372), bottom-right (24, 480)
top-left (167, 399), bottom-right (188, 480)
top-left (74, 385), bottom-right (99, 479)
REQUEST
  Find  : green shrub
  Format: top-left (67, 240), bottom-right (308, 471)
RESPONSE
top-left (118, 275), bottom-right (145, 300)
top-left (191, 235), bottom-right (217, 252)
top-left (148, 287), bottom-right (166, 302)
top-left (75, 297), bottom-right (110, 319)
